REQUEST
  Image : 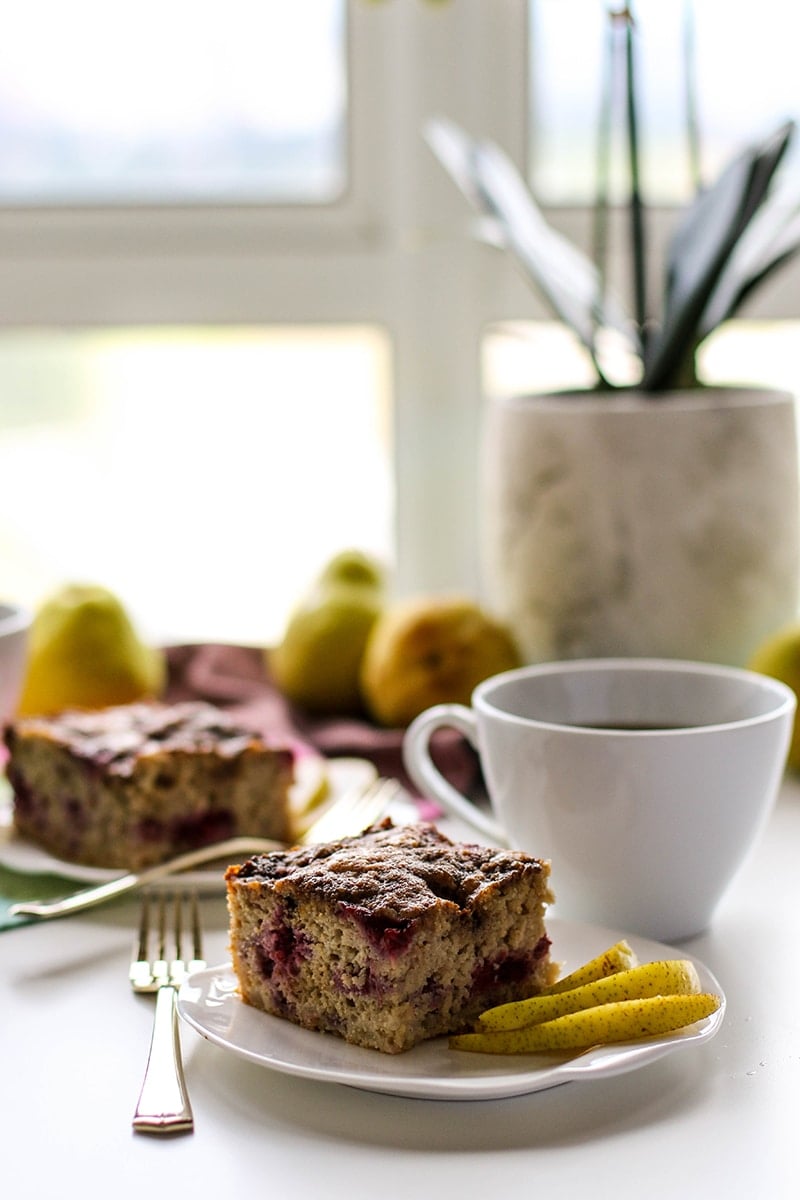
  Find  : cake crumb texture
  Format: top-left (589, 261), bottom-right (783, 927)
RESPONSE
top-left (226, 819), bottom-right (556, 1054)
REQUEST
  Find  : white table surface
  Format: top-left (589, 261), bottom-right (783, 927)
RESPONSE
top-left (3, 779), bottom-right (800, 1200)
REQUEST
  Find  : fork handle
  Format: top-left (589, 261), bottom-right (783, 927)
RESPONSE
top-left (132, 985), bottom-right (194, 1134)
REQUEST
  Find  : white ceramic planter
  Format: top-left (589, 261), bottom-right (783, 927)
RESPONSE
top-left (481, 387), bottom-right (800, 666)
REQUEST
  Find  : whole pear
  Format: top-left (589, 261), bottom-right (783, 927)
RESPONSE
top-left (269, 550), bottom-right (385, 715)
top-left (17, 582), bottom-right (165, 716)
top-left (360, 594), bottom-right (522, 727)
top-left (748, 622), bottom-right (800, 769)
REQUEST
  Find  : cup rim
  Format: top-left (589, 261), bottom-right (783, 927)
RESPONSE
top-left (472, 656), bottom-right (797, 735)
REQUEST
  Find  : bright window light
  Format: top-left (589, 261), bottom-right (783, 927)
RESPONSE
top-left (483, 319), bottom-right (800, 400)
top-left (0, 327), bottom-right (393, 646)
top-left (0, 0), bottom-right (347, 204)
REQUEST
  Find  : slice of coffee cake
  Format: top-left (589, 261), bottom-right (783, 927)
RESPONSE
top-left (4, 700), bottom-right (294, 870)
top-left (225, 819), bottom-right (555, 1054)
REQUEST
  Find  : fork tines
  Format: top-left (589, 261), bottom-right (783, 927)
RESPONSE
top-left (130, 890), bottom-right (204, 993)
top-left (301, 776), bottom-right (400, 845)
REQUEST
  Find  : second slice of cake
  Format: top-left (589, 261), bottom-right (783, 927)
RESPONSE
top-left (5, 700), bottom-right (294, 870)
top-left (226, 819), bottom-right (556, 1054)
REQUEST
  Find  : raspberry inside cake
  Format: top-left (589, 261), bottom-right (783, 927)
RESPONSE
top-left (4, 700), bottom-right (294, 870)
top-left (226, 819), bottom-right (556, 1054)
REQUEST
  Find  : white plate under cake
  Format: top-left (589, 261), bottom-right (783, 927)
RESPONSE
top-left (178, 918), bottom-right (725, 1101)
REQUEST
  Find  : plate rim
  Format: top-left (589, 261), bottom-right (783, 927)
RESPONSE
top-left (177, 916), bottom-right (726, 1101)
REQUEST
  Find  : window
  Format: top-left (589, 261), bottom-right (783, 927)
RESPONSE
top-left (0, 0), bottom-right (400, 643)
top-left (0, 2), bottom-right (799, 645)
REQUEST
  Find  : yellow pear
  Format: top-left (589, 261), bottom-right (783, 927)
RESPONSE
top-left (748, 622), bottom-right (800, 769)
top-left (269, 550), bottom-right (385, 715)
top-left (360, 594), bottom-right (522, 727)
top-left (17, 583), bottom-right (165, 716)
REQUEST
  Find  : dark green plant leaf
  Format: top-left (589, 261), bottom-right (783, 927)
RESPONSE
top-left (699, 199), bottom-right (800, 336)
top-left (620, 10), bottom-right (648, 346)
top-left (425, 111), bottom-right (799, 396)
top-left (643, 121), bottom-right (794, 391)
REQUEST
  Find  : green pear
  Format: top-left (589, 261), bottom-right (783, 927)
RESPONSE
top-left (269, 551), bottom-right (385, 715)
top-left (748, 622), bottom-right (800, 770)
top-left (18, 583), bottom-right (165, 716)
top-left (317, 549), bottom-right (384, 591)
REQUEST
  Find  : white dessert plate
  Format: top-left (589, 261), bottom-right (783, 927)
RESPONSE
top-left (0, 756), bottom-right (392, 891)
top-left (177, 918), bottom-right (726, 1101)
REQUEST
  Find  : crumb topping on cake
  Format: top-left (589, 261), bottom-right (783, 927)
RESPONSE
top-left (9, 701), bottom-right (270, 777)
top-left (229, 819), bottom-right (549, 921)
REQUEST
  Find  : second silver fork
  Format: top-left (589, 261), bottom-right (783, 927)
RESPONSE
top-left (297, 774), bottom-right (400, 845)
top-left (130, 891), bottom-right (205, 1135)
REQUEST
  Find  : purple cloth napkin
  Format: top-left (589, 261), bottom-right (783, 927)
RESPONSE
top-left (163, 643), bottom-right (482, 807)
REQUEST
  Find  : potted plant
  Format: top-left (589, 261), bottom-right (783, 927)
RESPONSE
top-left (426, 7), bottom-right (800, 667)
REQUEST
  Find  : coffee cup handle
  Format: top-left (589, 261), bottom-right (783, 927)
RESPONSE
top-left (403, 704), bottom-right (509, 846)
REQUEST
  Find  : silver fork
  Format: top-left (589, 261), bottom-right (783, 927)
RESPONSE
top-left (130, 890), bottom-right (205, 1135)
top-left (11, 775), bottom-right (404, 920)
top-left (297, 774), bottom-right (399, 844)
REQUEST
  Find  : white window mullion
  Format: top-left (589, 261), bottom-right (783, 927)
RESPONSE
top-left (372, 0), bottom-right (530, 598)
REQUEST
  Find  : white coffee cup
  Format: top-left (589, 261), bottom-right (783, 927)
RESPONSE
top-left (403, 658), bottom-right (796, 941)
